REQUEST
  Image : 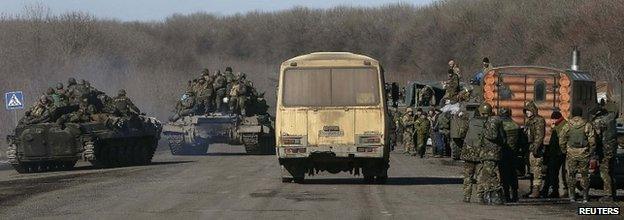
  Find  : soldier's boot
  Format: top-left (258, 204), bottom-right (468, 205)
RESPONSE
top-left (581, 187), bottom-right (590, 203)
top-left (548, 188), bottom-right (559, 198)
top-left (490, 191), bottom-right (504, 205)
top-left (568, 188), bottom-right (576, 202)
top-left (528, 188), bottom-right (541, 198)
top-left (511, 188), bottom-right (519, 202)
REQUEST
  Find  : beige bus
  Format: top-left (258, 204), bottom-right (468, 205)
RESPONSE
top-left (276, 52), bottom-right (389, 183)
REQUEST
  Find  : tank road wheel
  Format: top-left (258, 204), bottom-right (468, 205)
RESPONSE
top-left (11, 163), bottom-right (29, 174)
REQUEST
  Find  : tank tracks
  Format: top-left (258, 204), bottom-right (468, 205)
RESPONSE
top-left (166, 133), bottom-right (208, 155)
top-left (90, 137), bottom-right (157, 167)
top-left (7, 144), bottom-right (77, 173)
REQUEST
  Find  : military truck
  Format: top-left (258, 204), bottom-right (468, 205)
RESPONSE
top-left (276, 52), bottom-right (390, 183)
top-left (6, 110), bottom-right (161, 173)
top-left (162, 113), bottom-right (275, 155)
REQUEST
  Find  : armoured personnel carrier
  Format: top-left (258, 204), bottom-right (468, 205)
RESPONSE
top-left (6, 110), bottom-right (161, 173)
top-left (162, 113), bottom-right (275, 155)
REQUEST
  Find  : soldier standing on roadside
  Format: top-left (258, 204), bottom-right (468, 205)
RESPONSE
top-left (461, 103), bottom-right (492, 203)
top-left (499, 107), bottom-right (520, 202)
top-left (450, 108), bottom-right (469, 160)
top-left (414, 108), bottom-right (431, 158)
top-left (543, 111), bottom-right (568, 198)
top-left (401, 108), bottom-right (416, 155)
top-left (560, 107), bottom-right (596, 203)
top-left (591, 106), bottom-right (618, 201)
top-left (476, 103), bottom-right (505, 205)
top-left (523, 101), bottom-right (546, 198)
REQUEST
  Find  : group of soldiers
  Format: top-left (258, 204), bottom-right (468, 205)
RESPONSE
top-left (461, 101), bottom-right (618, 205)
top-left (392, 57), bottom-right (619, 205)
top-left (18, 77), bottom-right (141, 128)
top-left (169, 67), bottom-right (268, 122)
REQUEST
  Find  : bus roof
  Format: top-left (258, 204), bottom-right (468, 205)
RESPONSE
top-left (283, 52), bottom-right (378, 63)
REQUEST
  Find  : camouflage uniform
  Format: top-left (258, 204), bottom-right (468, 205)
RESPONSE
top-left (523, 101), bottom-right (546, 198)
top-left (559, 115), bottom-right (596, 202)
top-left (29, 96), bottom-right (53, 124)
top-left (476, 113), bottom-right (505, 205)
top-left (64, 99), bottom-right (96, 123)
top-left (461, 110), bottom-right (486, 202)
top-left (394, 111), bottom-right (404, 146)
top-left (443, 70), bottom-right (460, 101)
top-left (229, 79), bottom-right (248, 115)
top-left (401, 110), bottom-right (416, 154)
top-left (213, 71), bottom-right (228, 112)
top-left (500, 108), bottom-right (520, 202)
top-left (592, 110), bottom-right (618, 200)
top-left (418, 86), bottom-right (435, 106)
top-left (170, 92), bottom-right (198, 122)
top-left (450, 110), bottom-right (469, 160)
top-left (414, 113), bottom-right (431, 157)
top-left (113, 90), bottom-right (140, 118)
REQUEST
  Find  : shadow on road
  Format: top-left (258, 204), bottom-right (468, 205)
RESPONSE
top-left (71, 160), bottom-right (195, 171)
top-left (301, 176), bottom-right (462, 185)
top-left (201, 152), bottom-right (274, 156)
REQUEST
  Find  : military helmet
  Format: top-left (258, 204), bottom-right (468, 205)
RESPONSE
top-left (201, 68), bottom-right (210, 76)
top-left (46, 87), bottom-right (55, 95)
top-left (118, 89), bottom-right (126, 96)
top-left (478, 103), bottom-right (493, 116)
top-left (498, 107), bottom-right (512, 118)
top-left (225, 67), bottom-right (232, 72)
top-left (56, 83), bottom-right (64, 89)
top-left (68, 77), bottom-right (77, 85)
top-left (523, 100), bottom-right (538, 114)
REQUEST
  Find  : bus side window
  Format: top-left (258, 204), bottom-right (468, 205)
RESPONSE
top-left (534, 80), bottom-right (546, 102)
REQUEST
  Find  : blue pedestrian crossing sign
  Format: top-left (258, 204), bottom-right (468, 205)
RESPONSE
top-left (5, 91), bottom-right (25, 110)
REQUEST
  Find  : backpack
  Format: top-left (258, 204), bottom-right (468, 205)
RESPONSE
top-left (567, 122), bottom-right (588, 148)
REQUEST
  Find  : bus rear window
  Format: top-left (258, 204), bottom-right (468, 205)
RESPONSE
top-left (282, 68), bottom-right (380, 107)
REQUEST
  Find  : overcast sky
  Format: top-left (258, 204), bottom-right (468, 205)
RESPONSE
top-left (0, 0), bottom-right (436, 21)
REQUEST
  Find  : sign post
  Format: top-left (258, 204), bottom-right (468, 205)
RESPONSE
top-left (5, 91), bottom-right (25, 127)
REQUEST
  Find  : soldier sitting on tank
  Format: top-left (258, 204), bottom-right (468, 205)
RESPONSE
top-left (229, 74), bottom-right (249, 116)
top-left (113, 89), bottom-right (141, 117)
top-left (28, 95), bottom-right (53, 124)
top-left (213, 70), bottom-right (228, 113)
top-left (224, 67), bottom-right (235, 85)
top-left (48, 86), bottom-right (69, 109)
top-left (169, 91), bottom-right (199, 122)
top-left (194, 77), bottom-right (214, 114)
top-left (57, 98), bottom-right (96, 124)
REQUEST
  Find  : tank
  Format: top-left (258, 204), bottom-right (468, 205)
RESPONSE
top-left (162, 113), bottom-right (275, 155)
top-left (6, 116), bottom-right (162, 173)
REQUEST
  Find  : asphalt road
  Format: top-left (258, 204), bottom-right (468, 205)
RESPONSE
top-left (0, 144), bottom-right (620, 219)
